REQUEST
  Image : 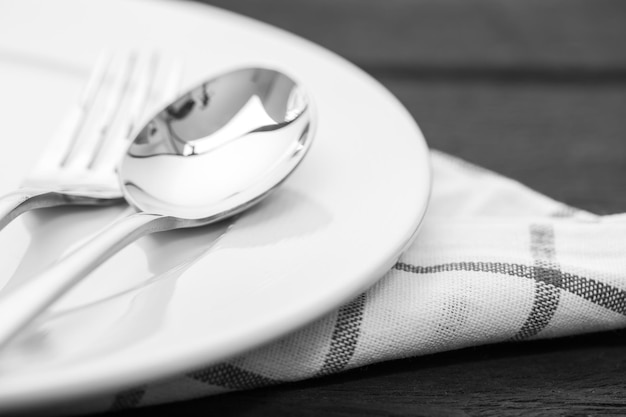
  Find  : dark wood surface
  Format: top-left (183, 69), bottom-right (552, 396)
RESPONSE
top-left (111, 1), bottom-right (626, 415)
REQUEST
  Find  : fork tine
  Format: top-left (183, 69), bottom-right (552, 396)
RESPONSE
top-left (119, 52), bottom-right (160, 145)
top-left (88, 51), bottom-right (159, 171)
top-left (64, 52), bottom-right (138, 170)
top-left (92, 53), bottom-right (184, 172)
top-left (32, 52), bottom-right (112, 172)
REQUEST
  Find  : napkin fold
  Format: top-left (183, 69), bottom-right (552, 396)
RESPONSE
top-left (59, 150), bottom-right (626, 414)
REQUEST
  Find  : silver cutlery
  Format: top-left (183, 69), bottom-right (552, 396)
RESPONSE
top-left (0, 52), bottom-right (182, 231)
top-left (0, 67), bottom-right (314, 348)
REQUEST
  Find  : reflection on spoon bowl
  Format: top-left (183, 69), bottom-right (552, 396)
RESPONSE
top-left (124, 67), bottom-right (312, 220)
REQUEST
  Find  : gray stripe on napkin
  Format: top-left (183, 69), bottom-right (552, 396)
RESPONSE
top-left (187, 294), bottom-right (367, 388)
top-left (512, 224), bottom-right (561, 340)
top-left (318, 293), bottom-right (367, 376)
top-left (394, 261), bottom-right (626, 315)
top-left (188, 363), bottom-right (282, 390)
top-left (110, 387), bottom-right (146, 411)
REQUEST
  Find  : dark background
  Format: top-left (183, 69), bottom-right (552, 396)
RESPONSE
top-left (112, 0), bottom-right (626, 415)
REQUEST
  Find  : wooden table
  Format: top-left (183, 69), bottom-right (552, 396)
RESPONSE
top-left (113, 1), bottom-right (626, 415)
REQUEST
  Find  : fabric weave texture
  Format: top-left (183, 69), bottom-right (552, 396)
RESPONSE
top-left (58, 150), bottom-right (626, 414)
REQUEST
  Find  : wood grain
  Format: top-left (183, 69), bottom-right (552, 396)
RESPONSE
top-left (381, 78), bottom-right (626, 213)
top-left (194, 0), bottom-right (626, 70)
top-left (112, 331), bottom-right (626, 416)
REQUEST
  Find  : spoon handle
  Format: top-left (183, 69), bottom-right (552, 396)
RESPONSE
top-left (0, 212), bottom-right (177, 349)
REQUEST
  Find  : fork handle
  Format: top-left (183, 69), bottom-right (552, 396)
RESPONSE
top-left (0, 189), bottom-right (124, 232)
top-left (0, 211), bottom-right (178, 349)
top-left (0, 189), bottom-right (65, 232)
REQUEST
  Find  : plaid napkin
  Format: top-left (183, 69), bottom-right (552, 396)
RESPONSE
top-left (58, 150), bottom-right (626, 414)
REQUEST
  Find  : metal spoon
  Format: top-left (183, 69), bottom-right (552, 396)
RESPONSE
top-left (0, 67), bottom-right (314, 348)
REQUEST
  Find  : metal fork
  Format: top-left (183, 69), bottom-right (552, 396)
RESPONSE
top-left (0, 52), bottom-right (182, 231)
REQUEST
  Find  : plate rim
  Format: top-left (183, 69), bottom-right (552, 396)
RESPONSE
top-left (0, 0), bottom-right (431, 409)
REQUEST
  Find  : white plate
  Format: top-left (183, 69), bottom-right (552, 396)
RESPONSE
top-left (0, 0), bottom-right (430, 408)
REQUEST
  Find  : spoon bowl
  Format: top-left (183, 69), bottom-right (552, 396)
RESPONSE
top-left (122, 67), bottom-right (312, 222)
top-left (0, 67), bottom-right (314, 348)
